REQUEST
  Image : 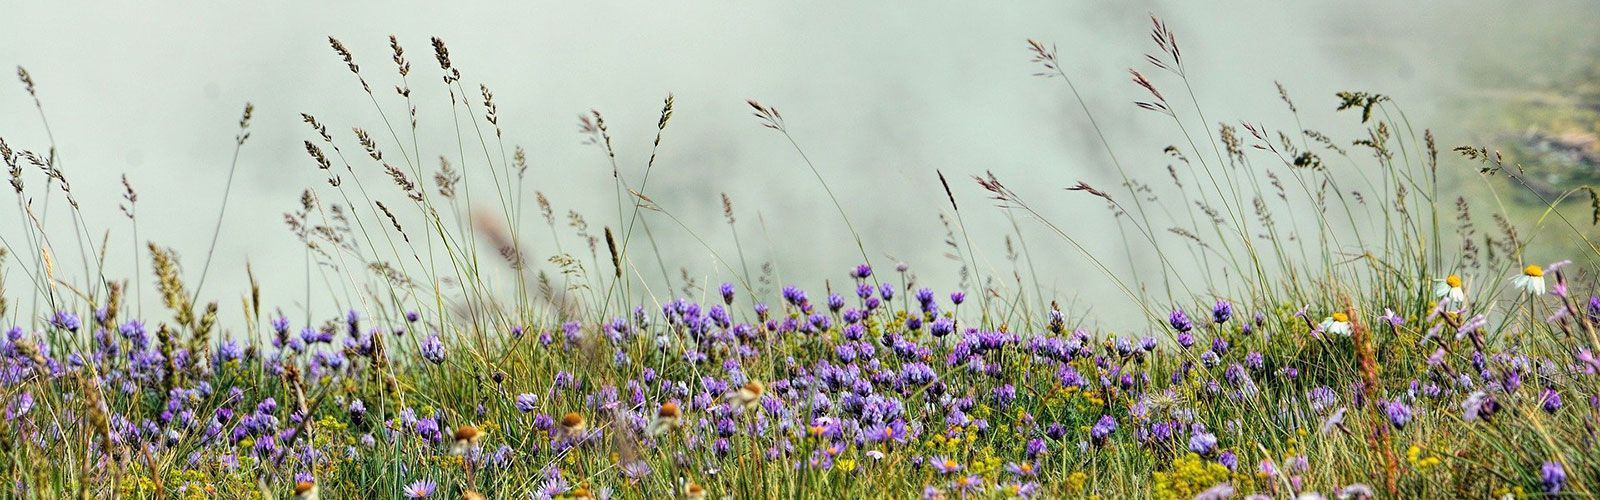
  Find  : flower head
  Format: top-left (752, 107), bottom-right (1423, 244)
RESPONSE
top-left (515, 393), bottom-right (538, 413)
top-left (452, 424), bottom-right (483, 455)
top-left (1169, 308), bottom-right (1194, 333)
top-left (1433, 274), bottom-right (1466, 305)
top-left (730, 381), bottom-right (764, 410)
top-left (1091, 414), bottom-right (1117, 444)
top-left (930, 456), bottom-right (962, 474)
top-left (1542, 461), bottom-right (1567, 494)
top-left (647, 401), bottom-right (681, 437)
top-left (1319, 312), bottom-right (1352, 336)
top-left (560, 411), bottom-right (586, 436)
top-left (1512, 265), bottom-right (1547, 295)
top-left (1212, 300), bottom-right (1233, 324)
top-left (293, 480), bottom-right (319, 500)
top-left (419, 333), bottom-right (446, 364)
top-left (402, 479), bottom-right (437, 498)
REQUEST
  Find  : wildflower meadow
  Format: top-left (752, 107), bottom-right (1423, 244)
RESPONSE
top-left (3, 13), bottom-right (1598, 500)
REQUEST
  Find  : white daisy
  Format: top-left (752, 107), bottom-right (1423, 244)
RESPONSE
top-left (728, 380), bottom-right (764, 410)
top-left (1511, 264), bottom-right (1546, 295)
top-left (1319, 312), bottom-right (1352, 336)
top-left (647, 402), bottom-right (681, 437)
top-left (1432, 274), bottom-right (1465, 305)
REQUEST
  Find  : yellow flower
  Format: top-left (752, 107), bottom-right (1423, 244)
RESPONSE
top-left (1067, 471), bottom-right (1088, 492)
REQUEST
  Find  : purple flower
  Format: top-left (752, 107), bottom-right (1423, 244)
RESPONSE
top-left (1384, 400), bottom-right (1412, 429)
top-left (827, 293), bottom-right (845, 312)
top-left (1218, 450), bottom-right (1238, 470)
top-left (5, 392), bottom-right (33, 420)
top-left (1169, 308), bottom-right (1194, 333)
top-left (1195, 484), bottom-right (1233, 500)
top-left (1025, 438), bottom-right (1046, 459)
top-left (1212, 300), bottom-right (1232, 324)
top-left (51, 311), bottom-right (81, 332)
top-left (516, 393), bottom-right (538, 413)
top-left (930, 456), bottom-right (962, 474)
top-left (420, 334), bottom-right (446, 364)
top-left (403, 478), bottom-right (437, 498)
top-left (1188, 428), bottom-right (1218, 455)
top-left (1539, 388), bottom-right (1563, 414)
top-left (1543, 461), bottom-right (1567, 494)
top-left (852, 264), bottom-right (873, 279)
top-left (720, 282), bottom-right (736, 304)
top-left (1462, 391), bottom-right (1497, 421)
top-left (1380, 308), bottom-right (1403, 326)
top-left (1090, 415), bottom-right (1117, 444)
top-left (782, 285), bottom-right (808, 307)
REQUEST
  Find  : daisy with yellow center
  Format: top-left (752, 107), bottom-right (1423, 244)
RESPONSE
top-left (293, 481), bottom-right (319, 500)
top-left (1433, 274), bottom-right (1466, 305)
top-left (729, 380), bottom-right (764, 410)
top-left (684, 482), bottom-right (706, 500)
top-left (1319, 311), bottom-right (1352, 336)
top-left (560, 411), bottom-right (587, 437)
top-left (1512, 264), bottom-right (1546, 295)
top-left (647, 401), bottom-right (681, 437)
top-left (451, 424), bottom-right (483, 455)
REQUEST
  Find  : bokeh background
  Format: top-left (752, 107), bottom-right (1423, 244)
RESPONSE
top-left (2, 1), bottom-right (1597, 329)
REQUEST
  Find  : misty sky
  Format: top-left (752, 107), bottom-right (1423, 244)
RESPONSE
top-left (2, 2), bottom-right (1594, 330)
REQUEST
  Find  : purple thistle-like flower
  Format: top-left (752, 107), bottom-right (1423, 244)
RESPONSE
top-left (420, 334), bottom-right (446, 364)
top-left (1462, 391), bottom-right (1497, 421)
top-left (827, 293), bottom-right (845, 312)
top-left (51, 311), bottom-right (81, 332)
top-left (1090, 415), bottom-right (1116, 444)
top-left (1169, 308), bottom-right (1194, 333)
top-left (1218, 450), bottom-right (1238, 470)
top-left (1188, 429), bottom-right (1218, 455)
top-left (1307, 386), bottom-right (1337, 413)
top-left (1212, 300), bottom-right (1232, 324)
top-left (782, 285), bottom-right (808, 306)
top-left (516, 393), bottom-right (538, 413)
top-left (1384, 400), bottom-right (1412, 429)
top-left (1195, 483), bottom-right (1233, 500)
top-left (1025, 438), bottom-right (1046, 459)
top-left (347, 398), bottom-right (366, 420)
top-left (720, 282), bottom-right (736, 304)
top-left (950, 291), bottom-right (966, 305)
top-left (852, 264), bottom-right (873, 279)
top-left (5, 392), bottom-right (33, 420)
top-left (1541, 388), bottom-right (1563, 414)
top-left (1543, 461), bottom-right (1567, 494)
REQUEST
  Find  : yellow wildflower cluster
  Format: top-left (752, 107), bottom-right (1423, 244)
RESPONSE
top-left (1067, 471), bottom-right (1089, 493)
top-left (1406, 444), bottom-right (1441, 469)
top-left (1151, 453), bottom-right (1230, 500)
top-left (969, 447), bottom-right (1002, 478)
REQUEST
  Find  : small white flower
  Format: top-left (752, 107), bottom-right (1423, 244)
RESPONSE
top-left (1319, 312), bottom-right (1352, 336)
top-left (1511, 264), bottom-right (1546, 295)
top-left (1432, 274), bottom-right (1466, 305)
